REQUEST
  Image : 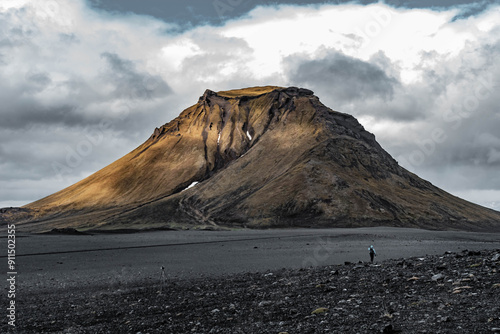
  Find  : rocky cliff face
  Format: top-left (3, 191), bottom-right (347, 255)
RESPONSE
top-left (4, 86), bottom-right (500, 231)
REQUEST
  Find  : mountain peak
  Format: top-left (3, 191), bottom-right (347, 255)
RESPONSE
top-left (5, 86), bottom-right (500, 232)
top-left (152, 86), bottom-right (317, 143)
top-left (197, 86), bottom-right (314, 103)
top-left (215, 86), bottom-right (313, 98)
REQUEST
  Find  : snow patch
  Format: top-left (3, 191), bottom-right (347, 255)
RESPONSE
top-left (183, 182), bottom-right (198, 191)
top-left (217, 132), bottom-right (221, 144)
top-left (246, 130), bottom-right (252, 141)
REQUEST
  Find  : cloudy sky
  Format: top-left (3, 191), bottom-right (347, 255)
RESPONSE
top-left (1, 0), bottom-right (499, 211)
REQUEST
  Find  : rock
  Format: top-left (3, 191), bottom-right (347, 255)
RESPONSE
top-left (311, 307), bottom-right (329, 315)
top-left (436, 264), bottom-right (447, 270)
top-left (382, 324), bottom-right (402, 333)
top-left (258, 301), bottom-right (272, 307)
top-left (492, 254), bottom-right (500, 261)
top-left (453, 286), bottom-right (472, 294)
top-left (432, 274), bottom-right (444, 281)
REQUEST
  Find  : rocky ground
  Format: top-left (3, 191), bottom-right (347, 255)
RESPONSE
top-left (6, 249), bottom-right (500, 333)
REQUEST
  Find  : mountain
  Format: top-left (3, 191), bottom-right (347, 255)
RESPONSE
top-left (3, 86), bottom-right (500, 232)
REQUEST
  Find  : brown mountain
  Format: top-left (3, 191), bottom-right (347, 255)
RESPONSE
top-left (4, 86), bottom-right (500, 232)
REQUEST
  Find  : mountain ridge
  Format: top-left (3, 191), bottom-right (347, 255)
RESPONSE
top-left (3, 86), bottom-right (500, 232)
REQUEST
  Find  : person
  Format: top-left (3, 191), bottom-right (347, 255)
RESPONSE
top-left (368, 245), bottom-right (376, 263)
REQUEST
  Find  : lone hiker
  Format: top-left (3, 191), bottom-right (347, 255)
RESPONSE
top-left (369, 245), bottom-right (376, 263)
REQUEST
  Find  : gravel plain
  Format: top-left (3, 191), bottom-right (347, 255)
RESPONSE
top-left (1, 227), bottom-right (500, 333)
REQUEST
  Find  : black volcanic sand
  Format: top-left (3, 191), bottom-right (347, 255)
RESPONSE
top-left (2, 227), bottom-right (500, 333)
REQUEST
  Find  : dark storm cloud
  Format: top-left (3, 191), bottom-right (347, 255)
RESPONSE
top-left (87, 0), bottom-right (494, 28)
top-left (1, 104), bottom-right (88, 130)
top-left (289, 51), bottom-right (398, 101)
top-left (0, 84), bottom-right (82, 130)
top-left (0, 57), bottom-right (171, 136)
top-left (389, 0), bottom-right (496, 11)
top-left (450, 1), bottom-right (496, 20)
top-left (88, 0), bottom-right (270, 27)
top-left (0, 51), bottom-right (174, 131)
top-left (100, 52), bottom-right (172, 100)
top-left (287, 51), bottom-right (402, 117)
top-left (0, 75), bottom-right (102, 130)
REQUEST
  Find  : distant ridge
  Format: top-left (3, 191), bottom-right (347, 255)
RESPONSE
top-left (3, 86), bottom-right (500, 232)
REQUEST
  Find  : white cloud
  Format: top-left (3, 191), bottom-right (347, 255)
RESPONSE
top-left (453, 189), bottom-right (500, 211)
top-left (1, 0), bottom-right (500, 209)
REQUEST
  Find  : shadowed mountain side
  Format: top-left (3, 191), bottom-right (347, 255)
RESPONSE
top-left (3, 86), bottom-right (500, 232)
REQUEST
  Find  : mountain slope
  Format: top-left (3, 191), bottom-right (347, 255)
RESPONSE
top-left (5, 86), bottom-right (500, 232)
